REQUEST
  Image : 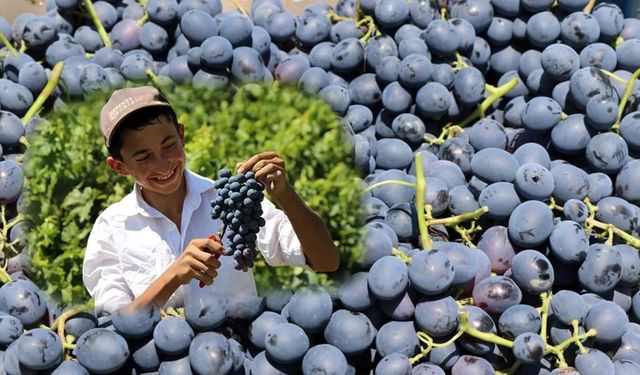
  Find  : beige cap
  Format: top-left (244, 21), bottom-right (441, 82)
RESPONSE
top-left (99, 86), bottom-right (173, 148)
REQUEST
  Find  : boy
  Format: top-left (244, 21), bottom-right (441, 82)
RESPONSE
top-left (82, 86), bottom-right (340, 316)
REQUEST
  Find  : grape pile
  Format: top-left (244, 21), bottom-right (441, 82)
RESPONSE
top-left (3, 0), bottom-right (640, 373)
top-left (210, 167), bottom-right (266, 271)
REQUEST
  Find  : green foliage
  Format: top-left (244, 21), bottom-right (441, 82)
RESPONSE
top-left (180, 83), bottom-right (364, 293)
top-left (23, 91), bottom-right (131, 305)
top-left (23, 83), bottom-right (364, 306)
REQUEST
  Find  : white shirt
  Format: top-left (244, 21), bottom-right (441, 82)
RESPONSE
top-left (82, 168), bottom-right (307, 316)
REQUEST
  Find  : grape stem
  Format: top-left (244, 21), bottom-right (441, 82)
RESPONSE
top-left (391, 247), bottom-right (412, 264)
top-left (410, 293), bottom-right (598, 370)
top-left (0, 32), bottom-right (17, 57)
top-left (410, 328), bottom-right (465, 364)
top-left (428, 78), bottom-right (519, 145)
top-left (425, 206), bottom-right (488, 227)
top-left (50, 299), bottom-right (95, 360)
top-left (422, 205), bottom-right (488, 249)
top-left (414, 153), bottom-right (430, 249)
top-left (583, 0), bottom-right (596, 13)
top-left (459, 311), bottom-right (515, 348)
top-left (613, 66), bottom-right (640, 132)
top-left (429, 125), bottom-right (465, 145)
top-left (549, 197), bottom-right (640, 249)
top-left (362, 179), bottom-right (417, 193)
top-left (164, 306), bottom-right (183, 318)
top-left (537, 292), bottom-right (553, 346)
top-left (145, 68), bottom-right (171, 97)
top-left (229, 0), bottom-right (249, 17)
top-left (136, 0), bottom-right (149, 25)
top-left (358, 16), bottom-right (378, 43)
top-left (327, 10), bottom-right (352, 22)
top-left (19, 40), bottom-right (27, 53)
top-left (452, 53), bottom-right (468, 71)
top-left (454, 223), bottom-right (480, 248)
top-left (22, 61), bottom-right (65, 125)
top-left (0, 205), bottom-right (25, 281)
top-left (571, 319), bottom-right (588, 355)
top-left (600, 69), bottom-right (628, 84)
top-left (83, 0), bottom-right (112, 47)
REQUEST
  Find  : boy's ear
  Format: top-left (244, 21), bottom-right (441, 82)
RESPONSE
top-left (178, 123), bottom-right (185, 145)
top-left (106, 156), bottom-right (132, 177)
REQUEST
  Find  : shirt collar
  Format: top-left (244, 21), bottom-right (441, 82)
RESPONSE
top-left (124, 168), bottom-right (215, 218)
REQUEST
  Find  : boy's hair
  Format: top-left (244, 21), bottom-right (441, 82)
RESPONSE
top-left (107, 106), bottom-right (179, 161)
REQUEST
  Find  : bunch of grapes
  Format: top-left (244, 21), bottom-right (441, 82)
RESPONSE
top-left (210, 168), bottom-right (266, 271)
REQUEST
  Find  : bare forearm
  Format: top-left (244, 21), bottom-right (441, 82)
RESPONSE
top-left (273, 184), bottom-right (340, 272)
top-left (129, 270), bottom-right (180, 311)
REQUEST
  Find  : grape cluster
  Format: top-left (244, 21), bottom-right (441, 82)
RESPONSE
top-left (210, 167), bottom-right (265, 271)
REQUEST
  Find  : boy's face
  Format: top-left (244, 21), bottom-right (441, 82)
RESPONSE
top-left (106, 113), bottom-right (186, 196)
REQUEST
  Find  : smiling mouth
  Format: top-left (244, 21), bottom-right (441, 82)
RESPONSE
top-left (152, 165), bottom-right (178, 182)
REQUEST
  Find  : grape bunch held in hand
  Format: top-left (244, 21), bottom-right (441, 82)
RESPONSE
top-left (210, 167), bottom-right (266, 271)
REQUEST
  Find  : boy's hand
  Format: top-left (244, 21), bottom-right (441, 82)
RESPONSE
top-left (168, 238), bottom-right (223, 286)
top-left (236, 151), bottom-right (291, 200)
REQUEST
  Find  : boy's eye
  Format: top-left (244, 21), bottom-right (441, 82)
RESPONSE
top-left (136, 155), bottom-right (150, 162)
top-left (164, 143), bottom-right (176, 150)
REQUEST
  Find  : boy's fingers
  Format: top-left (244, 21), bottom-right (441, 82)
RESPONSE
top-left (253, 157), bottom-right (284, 173)
top-left (196, 239), bottom-right (224, 255)
top-left (255, 164), bottom-right (284, 182)
top-left (238, 151), bottom-right (279, 172)
top-left (194, 271), bottom-right (214, 286)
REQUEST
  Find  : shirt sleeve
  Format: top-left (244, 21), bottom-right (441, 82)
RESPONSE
top-left (82, 214), bottom-right (134, 316)
top-left (256, 198), bottom-right (310, 269)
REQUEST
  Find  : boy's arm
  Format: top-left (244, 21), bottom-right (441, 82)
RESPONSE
top-left (238, 151), bottom-right (340, 273)
top-left (272, 183), bottom-right (340, 272)
top-left (128, 271), bottom-right (181, 312)
top-left (129, 238), bottom-right (223, 311)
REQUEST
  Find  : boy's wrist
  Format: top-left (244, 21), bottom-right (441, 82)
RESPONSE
top-left (161, 264), bottom-right (181, 289)
top-left (271, 182), bottom-right (296, 204)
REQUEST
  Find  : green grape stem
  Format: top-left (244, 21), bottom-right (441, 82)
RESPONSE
top-left (427, 77), bottom-right (519, 146)
top-left (362, 179), bottom-right (417, 193)
top-left (459, 311), bottom-right (515, 348)
top-left (410, 291), bottom-right (598, 370)
top-left (538, 292), bottom-right (553, 346)
top-left (583, 0), bottom-right (596, 13)
top-left (83, 0), bottom-right (112, 47)
top-left (414, 153), bottom-right (430, 249)
top-left (229, 0), bottom-right (249, 16)
top-left (22, 61), bottom-right (65, 125)
top-left (0, 205), bottom-right (25, 283)
top-left (410, 328), bottom-right (465, 364)
top-left (613, 66), bottom-right (640, 131)
top-left (600, 69), bottom-right (628, 84)
top-left (327, 10), bottom-right (353, 22)
top-left (549, 197), bottom-right (640, 248)
top-left (454, 223), bottom-right (480, 248)
top-left (358, 16), bottom-right (378, 43)
top-left (136, 0), bottom-right (149, 25)
top-left (391, 247), bottom-right (412, 264)
top-left (426, 206), bottom-right (489, 227)
top-left (0, 32), bottom-right (17, 57)
top-left (50, 300), bottom-right (95, 354)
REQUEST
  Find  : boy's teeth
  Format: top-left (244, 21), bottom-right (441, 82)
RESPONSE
top-left (156, 168), bottom-right (174, 180)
